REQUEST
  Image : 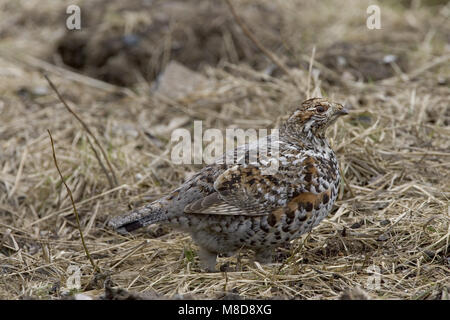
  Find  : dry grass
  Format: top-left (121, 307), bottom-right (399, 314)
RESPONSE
top-left (0, 0), bottom-right (449, 300)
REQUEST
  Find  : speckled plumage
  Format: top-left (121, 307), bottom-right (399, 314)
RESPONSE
top-left (109, 98), bottom-right (348, 271)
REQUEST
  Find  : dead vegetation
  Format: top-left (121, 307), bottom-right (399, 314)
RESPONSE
top-left (0, 0), bottom-right (449, 300)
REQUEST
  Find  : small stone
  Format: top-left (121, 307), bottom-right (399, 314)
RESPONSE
top-left (383, 54), bottom-right (397, 64)
top-left (153, 61), bottom-right (209, 100)
top-left (437, 77), bottom-right (447, 86)
top-left (337, 56), bottom-right (347, 66)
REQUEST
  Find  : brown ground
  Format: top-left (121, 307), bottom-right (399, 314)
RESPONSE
top-left (0, 0), bottom-right (449, 300)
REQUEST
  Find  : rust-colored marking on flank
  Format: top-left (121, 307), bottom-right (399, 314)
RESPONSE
top-left (293, 192), bottom-right (322, 208)
top-left (303, 157), bottom-right (318, 175)
top-left (268, 189), bottom-right (333, 225)
top-left (280, 189), bottom-right (332, 220)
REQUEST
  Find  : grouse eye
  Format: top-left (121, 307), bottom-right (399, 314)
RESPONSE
top-left (316, 105), bottom-right (325, 113)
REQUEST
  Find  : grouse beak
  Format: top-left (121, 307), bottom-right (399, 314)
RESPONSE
top-left (335, 106), bottom-right (349, 117)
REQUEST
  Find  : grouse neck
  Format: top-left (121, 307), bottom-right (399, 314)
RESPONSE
top-left (280, 129), bottom-right (331, 154)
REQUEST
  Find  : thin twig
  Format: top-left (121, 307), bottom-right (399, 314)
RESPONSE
top-left (48, 130), bottom-right (100, 273)
top-left (224, 0), bottom-right (292, 77)
top-left (44, 75), bottom-right (118, 188)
